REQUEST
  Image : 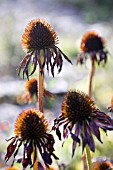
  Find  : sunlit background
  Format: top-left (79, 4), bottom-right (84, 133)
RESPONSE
top-left (0, 0), bottom-right (113, 169)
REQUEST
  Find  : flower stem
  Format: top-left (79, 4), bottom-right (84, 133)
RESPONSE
top-left (38, 50), bottom-right (44, 113)
top-left (88, 58), bottom-right (95, 98)
top-left (85, 57), bottom-right (95, 170)
top-left (85, 145), bottom-right (92, 170)
top-left (35, 50), bottom-right (44, 170)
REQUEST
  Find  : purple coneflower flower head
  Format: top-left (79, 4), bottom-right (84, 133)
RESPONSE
top-left (5, 108), bottom-right (58, 169)
top-left (18, 18), bottom-right (72, 79)
top-left (18, 77), bottom-right (54, 103)
top-left (77, 31), bottom-right (108, 65)
top-left (52, 90), bottom-right (113, 157)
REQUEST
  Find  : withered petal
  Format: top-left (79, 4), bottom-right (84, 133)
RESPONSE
top-left (84, 123), bottom-right (95, 152)
top-left (89, 120), bottom-right (102, 143)
top-left (56, 128), bottom-right (61, 140)
top-left (5, 137), bottom-right (18, 162)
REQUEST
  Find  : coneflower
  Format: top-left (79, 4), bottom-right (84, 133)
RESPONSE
top-left (52, 90), bottom-right (113, 169)
top-left (18, 18), bottom-right (72, 113)
top-left (77, 31), bottom-right (109, 98)
top-left (18, 77), bottom-right (54, 103)
top-left (77, 31), bottom-right (108, 65)
top-left (18, 18), bottom-right (72, 78)
top-left (5, 108), bottom-right (58, 169)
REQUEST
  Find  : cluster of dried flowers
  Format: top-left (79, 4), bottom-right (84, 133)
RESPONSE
top-left (5, 18), bottom-right (113, 170)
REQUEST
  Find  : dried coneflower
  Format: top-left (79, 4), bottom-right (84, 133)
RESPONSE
top-left (52, 90), bottom-right (113, 157)
top-left (77, 31), bottom-right (108, 65)
top-left (18, 77), bottom-right (54, 103)
top-left (77, 31), bottom-right (109, 98)
top-left (92, 161), bottom-right (113, 170)
top-left (18, 18), bottom-right (72, 78)
top-left (5, 108), bottom-right (58, 169)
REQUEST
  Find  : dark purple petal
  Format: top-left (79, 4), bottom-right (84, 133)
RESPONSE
top-left (53, 48), bottom-right (63, 74)
top-left (17, 55), bottom-right (31, 76)
top-left (54, 115), bottom-right (64, 125)
top-left (22, 157), bottom-right (32, 168)
top-left (57, 47), bottom-right (72, 64)
top-left (22, 142), bottom-right (31, 168)
top-left (84, 123), bottom-right (95, 152)
top-left (42, 152), bottom-right (52, 165)
top-left (63, 128), bottom-right (68, 139)
top-left (72, 140), bottom-right (77, 158)
top-left (89, 120), bottom-right (102, 143)
top-left (56, 128), bottom-right (61, 140)
top-left (75, 122), bottom-right (81, 137)
top-left (51, 153), bottom-right (59, 160)
top-left (99, 50), bottom-right (107, 64)
top-left (70, 132), bottom-right (80, 144)
top-left (16, 158), bottom-right (22, 163)
top-left (96, 121), bottom-right (113, 130)
top-left (23, 56), bottom-right (31, 79)
top-left (26, 141), bottom-right (33, 158)
top-left (38, 162), bottom-right (45, 170)
top-left (71, 123), bottom-right (81, 157)
top-left (46, 134), bottom-right (55, 152)
top-left (81, 133), bottom-right (87, 152)
top-left (51, 57), bottom-right (57, 77)
top-left (63, 122), bottom-right (70, 139)
top-left (5, 137), bottom-right (18, 162)
top-left (12, 141), bottom-right (22, 166)
top-left (47, 48), bottom-right (53, 76)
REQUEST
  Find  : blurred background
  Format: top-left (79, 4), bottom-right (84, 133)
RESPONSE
top-left (0, 0), bottom-right (113, 169)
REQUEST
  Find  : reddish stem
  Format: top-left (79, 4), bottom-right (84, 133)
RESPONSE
top-left (88, 58), bottom-right (95, 98)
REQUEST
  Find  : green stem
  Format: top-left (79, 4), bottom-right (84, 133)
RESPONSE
top-left (85, 145), bottom-right (92, 170)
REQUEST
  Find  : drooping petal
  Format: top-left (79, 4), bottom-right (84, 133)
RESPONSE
top-left (56, 127), bottom-right (61, 140)
top-left (63, 122), bottom-right (70, 139)
top-left (72, 140), bottom-right (77, 158)
top-left (57, 47), bottom-right (72, 64)
top-left (89, 119), bottom-right (102, 143)
top-left (5, 137), bottom-right (18, 162)
top-left (84, 123), bottom-right (95, 152)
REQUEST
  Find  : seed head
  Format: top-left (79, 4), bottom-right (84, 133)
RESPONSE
top-left (22, 18), bottom-right (59, 51)
top-left (14, 108), bottom-right (48, 141)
